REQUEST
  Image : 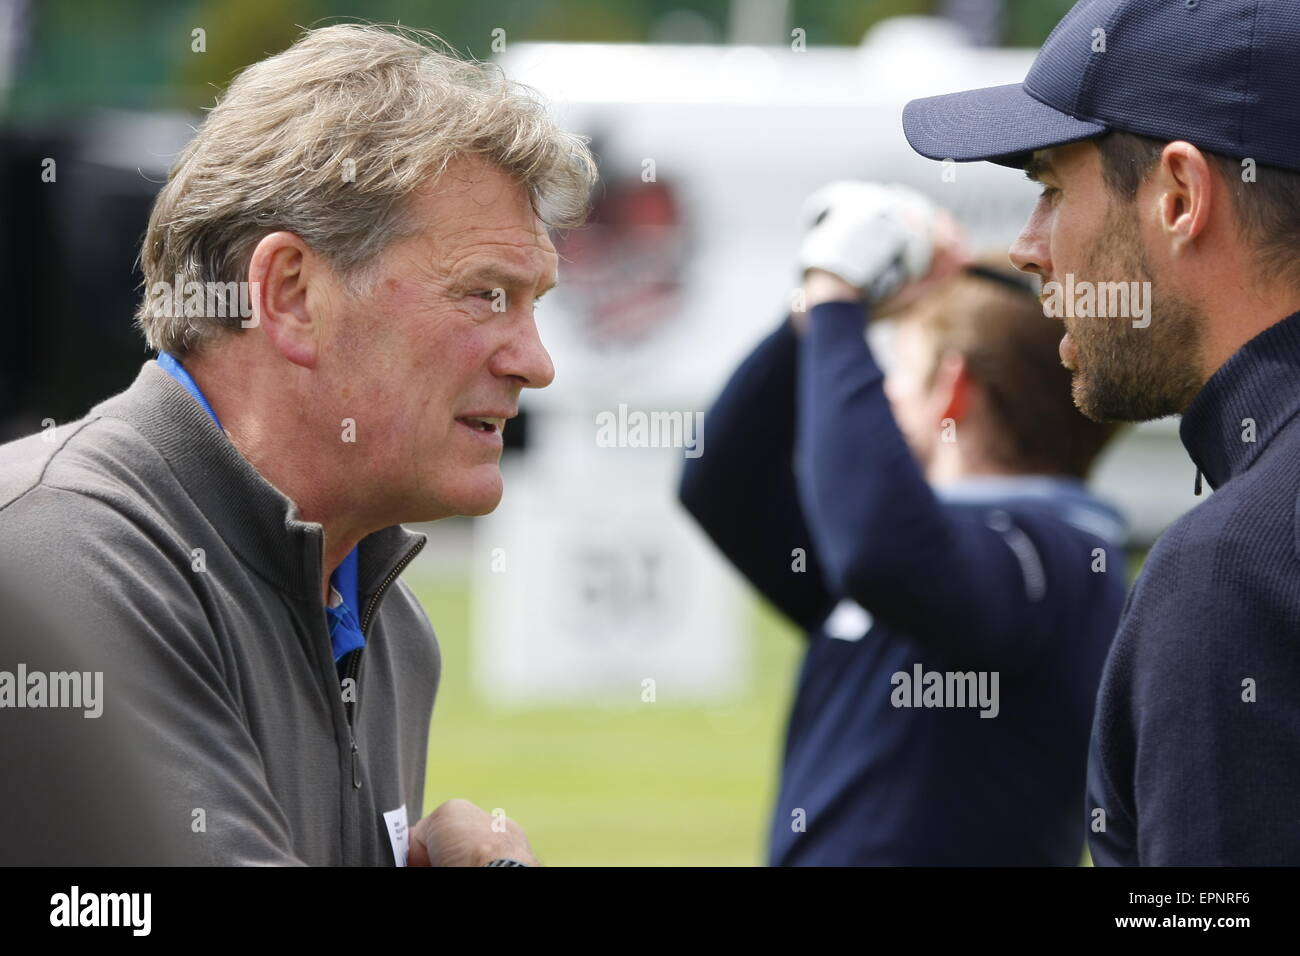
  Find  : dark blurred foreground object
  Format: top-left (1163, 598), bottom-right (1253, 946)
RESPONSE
top-left (0, 566), bottom-right (185, 865)
top-left (0, 113), bottom-right (193, 441)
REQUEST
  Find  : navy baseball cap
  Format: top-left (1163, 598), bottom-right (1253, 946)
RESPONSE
top-left (903, 0), bottom-right (1300, 172)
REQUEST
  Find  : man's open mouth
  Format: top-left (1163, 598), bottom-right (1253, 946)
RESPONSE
top-left (457, 416), bottom-right (505, 435)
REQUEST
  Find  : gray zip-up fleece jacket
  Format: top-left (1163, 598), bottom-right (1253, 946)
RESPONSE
top-left (0, 360), bottom-right (441, 865)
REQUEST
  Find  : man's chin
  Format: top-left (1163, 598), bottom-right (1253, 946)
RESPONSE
top-left (1071, 370), bottom-right (1124, 424)
top-left (408, 470), bottom-right (504, 522)
top-left (448, 472), bottom-right (505, 517)
top-left (1071, 368), bottom-right (1179, 425)
top-left (457, 494), bottom-right (503, 517)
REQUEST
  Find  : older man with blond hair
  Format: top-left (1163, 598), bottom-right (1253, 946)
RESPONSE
top-left (0, 23), bottom-right (595, 866)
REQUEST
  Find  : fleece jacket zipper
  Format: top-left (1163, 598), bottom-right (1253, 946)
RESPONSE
top-left (342, 536), bottom-right (427, 791)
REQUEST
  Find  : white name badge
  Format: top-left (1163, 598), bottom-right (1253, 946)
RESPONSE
top-left (383, 805), bottom-right (409, 867)
top-left (823, 599), bottom-right (874, 642)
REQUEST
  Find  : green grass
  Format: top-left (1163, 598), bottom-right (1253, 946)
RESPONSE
top-left (408, 568), bottom-right (802, 866)
top-left (410, 547), bottom-right (1151, 866)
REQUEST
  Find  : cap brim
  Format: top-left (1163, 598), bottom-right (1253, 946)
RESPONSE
top-left (903, 82), bottom-right (1107, 169)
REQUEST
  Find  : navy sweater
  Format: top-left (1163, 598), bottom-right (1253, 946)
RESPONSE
top-left (680, 302), bottom-right (1127, 865)
top-left (1087, 309), bottom-right (1300, 866)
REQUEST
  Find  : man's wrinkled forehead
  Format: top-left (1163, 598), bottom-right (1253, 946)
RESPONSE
top-left (452, 255), bottom-right (558, 296)
top-left (412, 157), bottom-right (550, 239)
top-left (439, 210), bottom-right (558, 282)
top-left (407, 165), bottom-right (557, 279)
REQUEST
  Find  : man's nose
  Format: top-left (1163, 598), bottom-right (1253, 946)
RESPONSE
top-left (496, 314), bottom-right (555, 390)
top-left (1009, 202), bottom-right (1052, 280)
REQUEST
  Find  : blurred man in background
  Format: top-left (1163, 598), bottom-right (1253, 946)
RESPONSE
top-left (0, 23), bottom-right (594, 865)
top-left (904, 0), bottom-right (1300, 866)
top-left (680, 182), bottom-right (1124, 865)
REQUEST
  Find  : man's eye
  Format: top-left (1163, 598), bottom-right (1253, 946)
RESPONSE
top-left (466, 290), bottom-right (548, 309)
top-left (1039, 185), bottom-right (1061, 203)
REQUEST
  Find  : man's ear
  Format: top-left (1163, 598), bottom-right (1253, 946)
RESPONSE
top-left (1152, 141), bottom-right (1214, 255)
top-left (246, 231), bottom-right (325, 370)
top-left (933, 349), bottom-right (971, 425)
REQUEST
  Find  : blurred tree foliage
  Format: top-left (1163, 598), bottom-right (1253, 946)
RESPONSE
top-left (8, 0), bottom-right (1078, 119)
top-left (1004, 0), bottom-right (1075, 47)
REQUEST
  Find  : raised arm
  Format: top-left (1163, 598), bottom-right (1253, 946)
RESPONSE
top-left (790, 182), bottom-right (1080, 668)
top-left (678, 319), bottom-right (836, 634)
top-left (795, 295), bottom-right (1072, 667)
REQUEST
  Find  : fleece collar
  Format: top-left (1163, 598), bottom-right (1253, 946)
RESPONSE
top-left (1180, 310), bottom-right (1300, 492)
top-left (92, 361), bottom-right (425, 607)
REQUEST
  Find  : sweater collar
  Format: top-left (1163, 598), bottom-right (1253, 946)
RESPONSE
top-left (936, 474), bottom-right (1127, 545)
top-left (1180, 310), bottom-right (1300, 492)
top-left (92, 360), bottom-right (426, 605)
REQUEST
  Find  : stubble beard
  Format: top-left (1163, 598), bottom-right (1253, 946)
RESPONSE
top-left (1065, 205), bottom-right (1208, 423)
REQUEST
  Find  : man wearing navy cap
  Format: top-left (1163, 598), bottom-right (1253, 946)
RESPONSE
top-left (903, 0), bottom-right (1300, 864)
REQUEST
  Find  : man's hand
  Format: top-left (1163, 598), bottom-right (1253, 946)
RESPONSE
top-left (802, 269), bottom-right (862, 312)
top-left (793, 181), bottom-right (969, 329)
top-left (407, 798), bottom-right (539, 867)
